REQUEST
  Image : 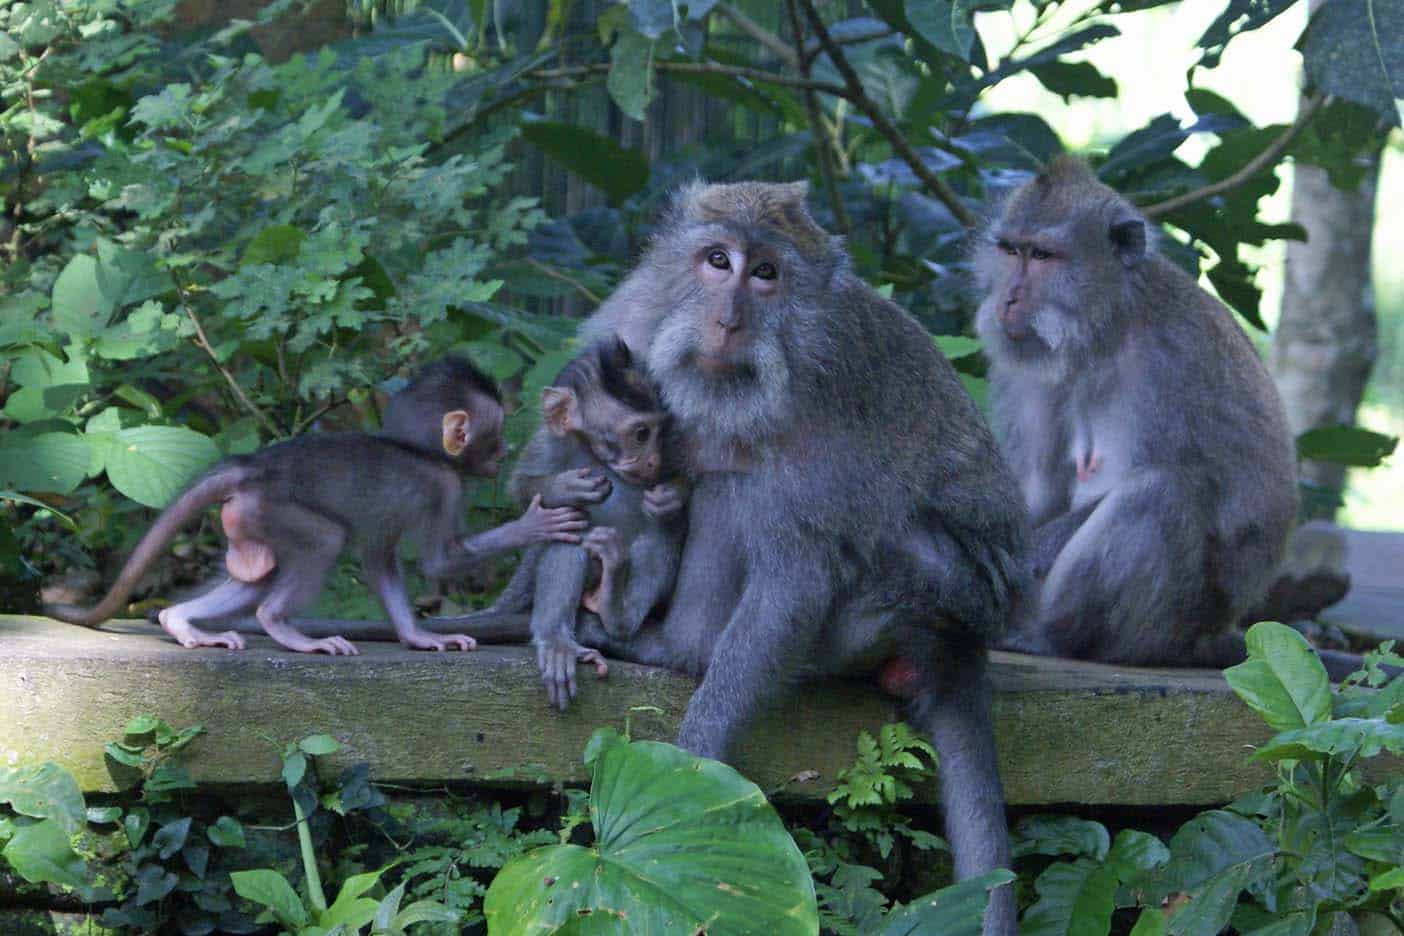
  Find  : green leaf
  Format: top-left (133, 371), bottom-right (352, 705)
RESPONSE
top-left (607, 29), bottom-right (656, 122)
top-left (105, 426), bottom-right (220, 508)
top-left (1128, 909), bottom-right (1166, 936)
top-left (0, 433), bottom-right (91, 494)
top-left (1028, 62), bottom-right (1117, 100)
top-left (52, 254), bottom-right (116, 338)
top-left (320, 867), bottom-right (385, 929)
top-left (933, 335), bottom-right (983, 360)
top-left (1196, 0), bottom-right (1296, 68)
top-left (1224, 622), bottom-right (1331, 732)
top-left (1021, 858), bottom-right (1117, 936)
top-left (231, 869), bottom-right (309, 927)
top-left (521, 121), bottom-right (648, 205)
top-left (0, 764), bottom-right (87, 836)
top-left (207, 816), bottom-right (247, 849)
top-left (243, 224), bottom-right (307, 266)
top-left (298, 734), bottom-right (343, 756)
top-left (1252, 716), bottom-right (1404, 762)
top-left (125, 715), bottom-right (162, 735)
top-left (1369, 867), bottom-right (1404, 891)
top-left (152, 817), bottom-right (191, 859)
top-left (1296, 426), bottom-right (1398, 467)
top-left (103, 742), bottom-right (146, 768)
top-left (86, 806), bottom-right (122, 825)
top-left (283, 751), bottom-right (308, 789)
top-left (1012, 815), bottom-right (1111, 860)
top-left (904, 0), bottom-right (978, 61)
top-left (1301, 0), bottom-right (1403, 125)
top-left (124, 809), bottom-right (150, 848)
top-left (484, 738), bottom-right (818, 935)
top-left (1146, 811), bottom-right (1276, 936)
top-left (1107, 830), bottom-right (1170, 881)
top-left (876, 870), bottom-right (1015, 936)
top-left (1, 818), bottom-right (89, 889)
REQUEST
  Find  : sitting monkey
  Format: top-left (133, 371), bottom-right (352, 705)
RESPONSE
top-left (45, 357), bottom-right (586, 655)
top-left (447, 337), bottom-right (686, 709)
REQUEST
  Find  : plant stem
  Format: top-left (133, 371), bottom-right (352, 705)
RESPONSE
top-left (292, 791), bottom-right (327, 914)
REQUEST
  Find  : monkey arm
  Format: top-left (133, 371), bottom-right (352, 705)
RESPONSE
top-left (673, 546), bottom-right (831, 761)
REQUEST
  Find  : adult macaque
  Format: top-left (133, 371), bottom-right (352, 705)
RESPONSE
top-left (45, 358), bottom-right (586, 654)
top-left (446, 338), bottom-right (686, 709)
top-left (559, 181), bottom-right (1028, 936)
top-left (975, 157), bottom-right (1303, 672)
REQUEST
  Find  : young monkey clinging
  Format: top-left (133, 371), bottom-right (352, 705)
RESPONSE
top-left (442, 337), bottom-right (686, 709)
top-left (45, 357), bottom-right (587, 655)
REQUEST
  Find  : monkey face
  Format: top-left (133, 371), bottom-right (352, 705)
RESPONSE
top-left (587, 409), bottom-right (666, 486)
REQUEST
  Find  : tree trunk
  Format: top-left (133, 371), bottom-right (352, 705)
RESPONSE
top-left (1271, 147), bottom-right (1382, 520)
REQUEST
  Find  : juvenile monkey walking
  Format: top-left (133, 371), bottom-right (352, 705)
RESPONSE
top-left (444, 337), bottom-right (687, 710)
top-left (975, 157), bottom-right (1301, 671)
top-left (45, 358), bottom-right (586, 654)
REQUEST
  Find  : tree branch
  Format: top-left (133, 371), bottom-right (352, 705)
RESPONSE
top-left (172, 279), bottom-right (282, 438)
top-left (715, 2), bottom-right (797, 67)
top-left (527, 60), bottom-right (846, 96)
top-left (797, 0), bottom-right (979, 229)
top-left (1142, 94), bottom-right (1327, 219)
top-left (785, 0), bottom-right (850, 236)
top-left (525, 257), bottom-right (603, 305)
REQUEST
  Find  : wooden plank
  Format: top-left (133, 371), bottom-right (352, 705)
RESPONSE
top-left (0, 614), bottom-right (1330, 806)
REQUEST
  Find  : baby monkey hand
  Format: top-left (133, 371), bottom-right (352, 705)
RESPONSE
top-left (517, 495), bottom-right (588, 545)
top-left (546, 467), bottom-right (611, 507)
top-left (643, 481), bottom-right (687, 518)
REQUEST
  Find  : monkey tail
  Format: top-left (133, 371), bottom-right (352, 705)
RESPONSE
top-left (455, 549), bottom-right (538, 621)
top-left (44, 462), bottom-right (251, 628)
top-left (908, 639), bottom-right (1017, 936)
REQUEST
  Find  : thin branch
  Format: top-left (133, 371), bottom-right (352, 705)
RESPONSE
top-left (798, 0), bottom-right (979, 228)
top-left (800, 27), bottom-right (895, 66)
top-left (172, 279), bottom-right (282, 437)
top-left (715, 2), bottom-right (797, 67)
top-left (1142, 94), bottom-right (1327, 219)
top-left (527, 60), bottom-right (846, 96)
top-left (785, 0), bottom-right (850, 236)
top-left (525, 257), bottom-right (603, 305)
top-left (292, 398), bottom-right (349, 436)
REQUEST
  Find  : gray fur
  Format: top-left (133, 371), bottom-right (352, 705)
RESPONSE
top-left (975, 157), bottom-right (1298, 669)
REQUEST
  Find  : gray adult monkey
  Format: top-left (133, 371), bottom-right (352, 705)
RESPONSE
top-left (512, 180), bottom-right (1031, 936)
top-left (974, 157), bottom-right (1321, 673)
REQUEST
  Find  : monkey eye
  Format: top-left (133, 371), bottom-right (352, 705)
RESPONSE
top-left (632, 425), bottom-right (652, 445)
top-left (1030, 247), bottom-right (1054, 261)
top-left (707, 249), bottom-right (730, 270)
top-left (997, 239), bottom-right (1017, 256)
top-left (751, 262), bottom-right (777, 280)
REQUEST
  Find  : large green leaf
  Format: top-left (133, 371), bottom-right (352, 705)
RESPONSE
top-left (483, 734), bottom-right (818, 936)
top-left (0, 433), bottom-right (92, 495)
top-left (1301, 0), bottom-right (1403, 125)
top-left (903, 0), bottom-right (980, 61)
top-left (1252, 716), bottom-right (1404, 763)
top-left (875, 870), bottom-right (1016, 936)
top-left (1021, 858), bottom-right (1118, 936)
top-left (0, 764), bottom-right (87, 836)
top-left (1296, 426), bottom-right (1399, 467)
top-left (1144, 811), bottom-right (1276, 936)
top-left (51, 254), bottom-right (114, 338)
top-left (1012, 815), bottom-right (1111, 860)
top-left (607, 29), bottom-right (656, 122)
top-left (1, 818), bottom-right (89, 890)
top-left (104, 426), bottom-right (221, 508)
top-left (1224, 622), bottom-right (1331, 732)
top-left (520, 121), bottom-right (649, 204)
top-left (230, 869), bottom-right (309, 928)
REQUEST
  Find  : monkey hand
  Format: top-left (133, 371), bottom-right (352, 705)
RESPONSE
top-left (546, 468), bottom-right (612, 507)
top-left (518, 495), bottom-right (589, 545)
top-left (536, 636), bottom-right (609, 711)
top-left (399, 627), bottom-right (476, 652)
top-left (643, 481), bottom-right (687, 518)
top-left (581, 526), bottom-right (625, 573)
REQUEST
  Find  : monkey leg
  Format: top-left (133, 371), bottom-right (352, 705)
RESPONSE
top-left (157, 578), bottom-right (265, 650)
top-left (362, 550), bottom-right (474, 652)
top-left (1038, 472), bottom-right (1208, 664)
top-left (254, 505), bottom-right (356, 656)
top-left (905, 634), bottom-right (1016, 936)
top-left (532, 544), bottom-right (606, 711)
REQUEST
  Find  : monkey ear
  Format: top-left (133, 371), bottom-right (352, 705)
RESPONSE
top-left (1109, 217), bottom-right (1147, 268)
top-left (612, 334), bottom-right (632, 367)
top-left (442, 409), bottom-right (472, 456)
top-left (541, 387), bottom-right (580, 437)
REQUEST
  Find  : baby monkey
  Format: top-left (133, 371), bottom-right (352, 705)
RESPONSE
top-left (45, 357), bottom-right (586, 655)
top-left (445, 337), bottom-right (686, 709)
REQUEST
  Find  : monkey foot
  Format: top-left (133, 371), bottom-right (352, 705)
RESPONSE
top-left (157, 612), bottom-right (247, 651)
top-left (402, 630), bottom-right (476, 652)
top-left (579, 647), bottom-right (609, 679)
top-left (1075, 450), bottom-right (1102, 483)
top-left (877, 656), bottom-right (921, 698)
top-left (305, 636), bottom-right (359, 656)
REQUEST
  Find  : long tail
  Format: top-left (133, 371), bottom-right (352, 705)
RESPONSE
top-left (446, 548), bottom-right (538, 621)
top-left (44, 463), bottom-right (249, 628)
top-left (910, 639), bottom-right (1016, 936)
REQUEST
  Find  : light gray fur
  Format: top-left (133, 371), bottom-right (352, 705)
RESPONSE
top-left (974, 157), bottom-right (1298, 669)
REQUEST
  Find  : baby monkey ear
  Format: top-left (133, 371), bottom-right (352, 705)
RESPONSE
top-left (1109, 215), bottom-right (1147, 268)
top-left (441, 409), bottom-right (472, 456)
top-left (541, 386), bottom-right (580, 438)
